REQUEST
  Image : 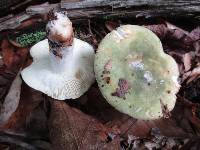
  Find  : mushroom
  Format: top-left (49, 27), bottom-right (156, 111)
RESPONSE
top-left (21, 11), bottom-right (95, 100)
top-left (94, 25), bottom-right (180, 120)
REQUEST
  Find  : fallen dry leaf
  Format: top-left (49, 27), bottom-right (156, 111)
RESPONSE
top-left (105, 115), bottom-right (189, 139)
top-left (0, 38), bottom-right (28, 101)
top-left (194, 41), bottom-right (200, 57)
top-left (173, 97), bottom-right (200, 135)
top-left (2, 82), bottom-right (44, 130)
top-left (165, 21), bottom-right (189, 35)
top-left (146, 22), bottom-right (188, 43)
top-left (0, 73), bottom-right (22, 126)
top-left (0, 69), bottom-right (17, 100)
top-left (48, 100), bottom-right (120, 150)
top-left (145, 24), bottom-right (168, 40)
top-left (119, 127), bottom-right (190, 150)
top-left (184, 27), bottom-right (200, 59)
top-left (0, 129), bottom-right (50, 150)
top-left (1, 39), bottom-right (28, 70)
top-left (146, 23), bottom-right (198, 52)
top-left (105, 21), bottom-right (120, 32)
top-left (16, 17), bottom-right (44, 30)
top-left (183, 52), bottom-right (193, 72)
top-left (187, 27), bottom-right (200, 42)
top-left (84, 86), bottom-right (125, 123)
top-left (102, 97), bottom-right (200, 149)
top-left (182, 65), bottom-right (200, 84)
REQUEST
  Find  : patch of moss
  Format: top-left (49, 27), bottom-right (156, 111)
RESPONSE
top-left (8, 22), bottom-right (46, 47)
top-left (16, 31), bottom-right (46, 47)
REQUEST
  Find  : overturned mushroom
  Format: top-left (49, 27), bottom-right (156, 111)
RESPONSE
top-left (95, 25), bottom-right (180, 120)
top-left (21, 11), bottom-right (95, 100)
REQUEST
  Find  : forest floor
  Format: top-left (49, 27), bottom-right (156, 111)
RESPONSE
top-left (0, 4), bottom-right (200, 150)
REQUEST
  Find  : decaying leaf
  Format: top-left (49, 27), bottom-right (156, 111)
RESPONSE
top-left (165, 21), bottom-right (189, 35)
top-left (187, 68), bottom-right (200, 83)
top-left (105, 21), bottom-right (119, 32)
top-left (0, 38), bottom-right (28, 101)
top-left (119, 127), bottom-right (190, 150)
top-left (145, 24), bottom-right (169, 40)
top-left (172, 97), bottom-right (200, 135)
top-left (187, 27), bottom-right (200, 42)
top-left (146, 23), bottom-right (199, 52)
top-left (48, 100), bottom-right (120, 150)
top-left (0, 73), bottom-right (22, 126)
top-left (183, 52), bottom-right (193, 72)
top-left (182, 65), bottom-right (200, 84)
top-left (0, 129), bottom-right (50, 150)
top-left (1, 39), bottom-right (28, 70)
top-left (2, 83), bottom-right (44, 129)
top-left (0, 69), bottom-right (17, 100)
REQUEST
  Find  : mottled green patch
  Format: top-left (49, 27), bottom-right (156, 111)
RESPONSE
top-left (95, 25), bottom-right (180, 120)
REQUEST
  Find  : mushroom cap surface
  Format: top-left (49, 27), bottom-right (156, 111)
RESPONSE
top-left (46, 12), bottom-right (73, 44)
top-left (94, 25), bottom-right (180, 120)
top-left (21, 38), bottom-right (95, 100)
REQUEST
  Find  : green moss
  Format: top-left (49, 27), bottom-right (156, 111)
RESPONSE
top-left (8, 22), bottom-right (46, 47)
top-left (16, 31), bottom-right (46, 47)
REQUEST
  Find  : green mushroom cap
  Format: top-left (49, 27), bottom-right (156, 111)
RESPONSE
top-left (94, 25), bottom-right (180, 120)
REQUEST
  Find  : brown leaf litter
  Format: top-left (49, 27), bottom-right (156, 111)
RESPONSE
top-left (0, 12), bottom-right (200, 150)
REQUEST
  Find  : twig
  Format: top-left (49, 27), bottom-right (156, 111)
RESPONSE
top-left (0, 135), bottom-right (38, 150)
top-left (10, 0), bottom-right (33, 11)
top-left (0, 14), bottom-right (13, 23)
top-left (87, 19), bottom-right (93, 35)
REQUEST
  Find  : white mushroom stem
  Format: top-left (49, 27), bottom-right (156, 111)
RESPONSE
top-left (49, 43), bottom-right (74, 73)
top-left (46, 11), bottom-right (75, 73)
top-left (21, 11), bottom-right (95, 100)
